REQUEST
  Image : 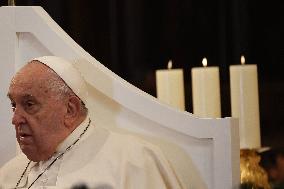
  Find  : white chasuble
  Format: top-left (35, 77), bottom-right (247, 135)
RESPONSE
top-left (0, 118), bottom-right (183, 189)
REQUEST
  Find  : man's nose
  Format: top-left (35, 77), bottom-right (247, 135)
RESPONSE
top-left (12, 108), bottom-right (26, 126)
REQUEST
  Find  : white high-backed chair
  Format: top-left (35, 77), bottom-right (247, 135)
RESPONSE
top-left (0, 6), bottom-right (240, 189)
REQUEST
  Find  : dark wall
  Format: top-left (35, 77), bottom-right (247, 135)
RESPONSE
top-left (1, 0), bottom-right (283, 147)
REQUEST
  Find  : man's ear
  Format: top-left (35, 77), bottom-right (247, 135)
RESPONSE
top-left (64, 95), bottom-right (81, 129)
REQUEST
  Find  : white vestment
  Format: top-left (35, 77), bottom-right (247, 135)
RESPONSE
top-left (0, 117), bottom-right (183, 189)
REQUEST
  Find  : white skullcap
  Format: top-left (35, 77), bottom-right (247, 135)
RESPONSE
top-left (31, 56), bottom-right (89, 106)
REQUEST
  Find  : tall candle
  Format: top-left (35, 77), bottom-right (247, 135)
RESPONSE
top-left (230, 56), bottom-right (261, 149)
top-left (191, 58), bottom-right (221, 118)
top-left (156, 60), bottom-right (185, 110)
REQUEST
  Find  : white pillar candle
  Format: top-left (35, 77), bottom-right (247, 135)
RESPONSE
top-left (156, 60), bottom-right (185, 110)
top-left (230, 56), bottom-right (261, 149)
top-left (191, 58), bottom-right (221, 118)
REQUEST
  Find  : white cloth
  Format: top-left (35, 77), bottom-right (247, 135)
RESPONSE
top-left (0, 118), bottom-right (183, 189)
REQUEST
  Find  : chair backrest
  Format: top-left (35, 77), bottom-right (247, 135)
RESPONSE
top-left (0, 6), bottom-right (240, 189)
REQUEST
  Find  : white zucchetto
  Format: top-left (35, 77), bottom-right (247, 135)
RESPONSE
top-left (32, 56), bottom-right (89, 106)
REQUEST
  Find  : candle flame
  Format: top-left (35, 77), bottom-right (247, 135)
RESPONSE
top-left (202, 58), bottom-right (207, 67)
top-left (167, 60), bottom-right (173, 69)
top-left (241, 55), bottom-right (245, 65)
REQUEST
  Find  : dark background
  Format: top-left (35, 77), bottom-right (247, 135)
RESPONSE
top-left (1, 0), bottom-right (283, 147)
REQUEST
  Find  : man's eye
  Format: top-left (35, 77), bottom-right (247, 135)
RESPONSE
top-left (27, 102), bottom-right (34, 106)
top-left (26, 101), bottom-right (35, 108)
top-left (11, 102), bottom-right (16, 112)
top-left (24, 100), bottom-right (40, 114)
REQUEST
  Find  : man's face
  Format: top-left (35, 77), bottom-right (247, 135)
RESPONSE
top-left (8, 62), bottom-right (69, 161)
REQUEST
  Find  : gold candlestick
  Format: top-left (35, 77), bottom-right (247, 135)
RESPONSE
top-left (240, 149), bottom-right (271, 189)
top-left (8, 0), bottom-right (16, 6)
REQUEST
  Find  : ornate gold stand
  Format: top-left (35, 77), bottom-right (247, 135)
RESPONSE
top-left (240, 149), bottom-right (271, 189)
top-left (8, 0), bottom-right (16, 6)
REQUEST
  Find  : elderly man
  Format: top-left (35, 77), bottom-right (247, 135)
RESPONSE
top-left (0, 56), bottom-right (182, 189)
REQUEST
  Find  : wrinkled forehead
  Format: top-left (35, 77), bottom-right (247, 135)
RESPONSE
top-left (11, 61), bottom-right (52, 85)
top-left (8, 62), bottom-right (57, 97)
